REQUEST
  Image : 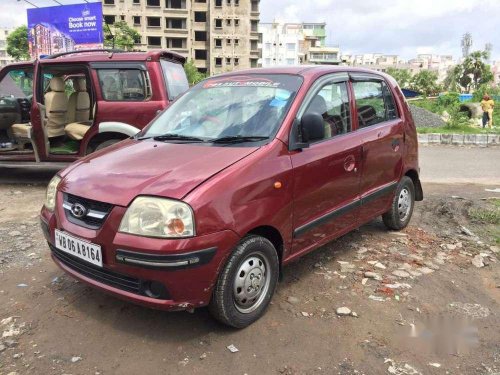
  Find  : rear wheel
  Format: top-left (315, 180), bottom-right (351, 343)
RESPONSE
top-left (86, 138), bottom-right (123, 155)
top-left (94, 139), bottom-right (122, 151)
top-left (382, 176), bottom-right (415, 230)
top-left (209, 235), bottom-right (279, 328)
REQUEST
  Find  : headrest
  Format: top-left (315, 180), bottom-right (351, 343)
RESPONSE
top-left (307, 95), bottom-right (327, 115)
top-left (49, 77), bottom-right (65, 92)
top-left (358, 105), bottom-right (377, 119)
top-left (73, 78), bottom-right (86, 92)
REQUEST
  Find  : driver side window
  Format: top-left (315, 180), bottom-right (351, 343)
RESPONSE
top-left (304, 81), bottom-right (351, 142)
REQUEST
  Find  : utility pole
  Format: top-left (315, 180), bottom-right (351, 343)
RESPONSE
top-left (461, 33), bottom-right (472, 58)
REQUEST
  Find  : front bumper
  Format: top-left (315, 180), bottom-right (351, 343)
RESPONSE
top-left (41, 200), bottom-right (240, 311)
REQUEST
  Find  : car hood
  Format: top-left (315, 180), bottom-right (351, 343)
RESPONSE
top-left (59, 139), bottom-right (258, 206)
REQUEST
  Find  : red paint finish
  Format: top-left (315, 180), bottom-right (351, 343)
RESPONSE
top-left (42, 66), bottom-right (422, 311)
top-left (58, 139), bottom-right (259, 206)
top-left (290, 132), bottom-right (362, 252)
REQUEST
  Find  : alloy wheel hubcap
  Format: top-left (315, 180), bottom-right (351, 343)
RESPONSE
top-left (398, 187), bottom-right (412, 221)
top-left (233, 253), bottom-right (270, 314)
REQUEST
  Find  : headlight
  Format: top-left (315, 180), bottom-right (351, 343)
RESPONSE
top-left (119, 197), bottom-right (195, 238)
top-left (45, 175), bottom-right (61, 211)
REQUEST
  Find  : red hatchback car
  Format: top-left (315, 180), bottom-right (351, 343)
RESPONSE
top-left (40, 66), bottom-right (423, 328)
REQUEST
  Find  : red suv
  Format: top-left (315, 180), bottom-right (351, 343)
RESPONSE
top-left (40, 66), bottom-right (423, 328)
top-left (0, 49), bottom-right (188, 165)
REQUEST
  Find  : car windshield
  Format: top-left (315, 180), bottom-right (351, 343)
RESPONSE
top-left (0, 69), bottom-right (34, 98)
top-left (141, 74), bottom-right (303, 143)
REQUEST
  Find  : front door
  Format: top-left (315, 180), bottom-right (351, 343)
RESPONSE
top-left (291, 76), bottom-right (362, 253)
top-left (351, 75), bottom-right (404, 223)
top-left (0, 63), bottom-right (39, 161)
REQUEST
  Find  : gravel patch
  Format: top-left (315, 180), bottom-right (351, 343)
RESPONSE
top-left (409, 104), bottom-right (446, 128)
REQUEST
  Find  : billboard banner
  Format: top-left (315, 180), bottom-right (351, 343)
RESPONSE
top-left (27, 2), bottom-right (103, 59)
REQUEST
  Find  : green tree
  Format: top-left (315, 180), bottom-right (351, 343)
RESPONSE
top-left (104, 21), bottom-right (141, 51)
top-left (410, 70), bottom-right (440, 97)
top-left (6, 25), bottom-right (30, 61)
top-left (461, 51), bottom-right (493, 92)
top-left (445, 50), bottom-right (493, 93)
top-left (443, 66), bottom-right (462, 92)
top-left (184, 59), bottom-right (207, 86)
top-left (386, 67), bottom-right (412, 88)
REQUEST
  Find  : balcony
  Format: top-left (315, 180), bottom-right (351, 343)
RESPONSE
top-left (163, 8), bottom-right (188, 15)
top-left (250, 50), bottom-right (262, 58)
top-left (164, 29), bottom-right (189, 35)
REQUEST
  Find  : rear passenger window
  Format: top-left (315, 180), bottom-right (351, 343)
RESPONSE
top-left (304, 81), bottom-right (351, 141)
top-left (353, 80), bottom-right (398, 128)
top-left (97, 69), bottom-right (151, 101)
top-left (160, 59), bottom-right (189, 100)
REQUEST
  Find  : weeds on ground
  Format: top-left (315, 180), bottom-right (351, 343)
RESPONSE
top-left (468, 207), bottom-right (500, 225)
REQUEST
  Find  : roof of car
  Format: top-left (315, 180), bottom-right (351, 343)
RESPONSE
top-left (215, 65), bottom-right (389, 78)
top-left (37, 49), bottom-right (186, 65)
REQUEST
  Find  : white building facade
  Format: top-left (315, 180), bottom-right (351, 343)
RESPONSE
top-left (0, 28), bottom-right (15, 67)
top-left (259, 21), bottom-right (340, 67)
top-left (260, 22), bottom-right (301, 67)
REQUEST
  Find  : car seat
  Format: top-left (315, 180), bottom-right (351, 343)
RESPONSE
top-left (11, 77), bottom-right (68, 144)
top-left (306, 95), bottom-right (332, 139)
top-left (357, 105), bottom-right (377, 128)
top-left (65, 78), bottom-right (92, 141)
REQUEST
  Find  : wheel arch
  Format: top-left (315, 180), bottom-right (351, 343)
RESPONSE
top-left (404, 169), bottom-right (423, 201)
top-left (85, 131), bottom-right (130, 154)
top-left (246, 225), bottom-right (285, 279)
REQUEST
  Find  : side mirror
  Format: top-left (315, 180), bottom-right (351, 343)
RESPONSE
top-left (301, 112), bottom-right (324, 143)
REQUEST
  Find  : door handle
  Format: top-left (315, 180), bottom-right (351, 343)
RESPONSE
top-left (344, 155), bottom-right (356, 172)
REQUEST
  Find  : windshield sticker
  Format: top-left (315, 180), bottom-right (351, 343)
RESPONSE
top-left (203, 76), bottom-right (281, 89)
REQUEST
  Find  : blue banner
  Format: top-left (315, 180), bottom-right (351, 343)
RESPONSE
top-left (27, 2), bottom-right (103, 59)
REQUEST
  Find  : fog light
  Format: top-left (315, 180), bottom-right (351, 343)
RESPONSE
top-left (143, 281), bottom-right (168, 299)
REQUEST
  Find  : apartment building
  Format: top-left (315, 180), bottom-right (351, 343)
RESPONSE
top-left (102, 0), bottom-right (260, 75)
top-left (260, 21), bottom-right (340, 67)
top-left (0, 28), bottom-right (15, 67)
top-left (342, 53), bottom-right (456, 83)
top-left (260, 22), bottom-right (301, 66)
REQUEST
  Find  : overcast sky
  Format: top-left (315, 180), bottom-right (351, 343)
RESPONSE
top-left (1, 0), bottom-right (499, 61)
top-left (261, 0), bottom-right (500, 61)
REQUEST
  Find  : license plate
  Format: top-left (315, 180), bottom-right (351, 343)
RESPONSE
top-left (54, 229), bottom-right (103, 267)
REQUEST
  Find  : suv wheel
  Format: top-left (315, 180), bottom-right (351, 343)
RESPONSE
top-left (95, 139), bottom-right (122, 151)
top-left (209, 235), bottom-right (279, 328)
top-left (382, 176), bottom-right (415, 230)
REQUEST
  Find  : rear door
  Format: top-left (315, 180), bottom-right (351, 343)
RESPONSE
top-left (291, 74), bottom-right (362, 253)
top-left (351, 74), bottom-right (404, 223)
top-left (92, 63), bottom-right (161, 129)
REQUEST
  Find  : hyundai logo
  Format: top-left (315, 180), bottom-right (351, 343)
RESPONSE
top-left (70, 203), bottom-right (87, 218)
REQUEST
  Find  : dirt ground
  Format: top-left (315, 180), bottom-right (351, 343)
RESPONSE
top-left (0, 180), bottom-right (499, 375)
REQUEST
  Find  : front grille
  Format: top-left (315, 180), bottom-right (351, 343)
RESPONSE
top-left (51, 245), bottom-right (141, 294)
top-left (63, 193), bottom-right (113, 229)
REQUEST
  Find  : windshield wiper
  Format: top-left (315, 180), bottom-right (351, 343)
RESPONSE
top-left (151, 133), bottom-right (206, 142)
top-left (211, 136), bottom-right (269, 144)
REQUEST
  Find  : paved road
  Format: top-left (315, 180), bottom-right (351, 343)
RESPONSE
top-left (419, 145), bottom-right (500, 184)
top-left (1, 145), bottom-right (499, 185)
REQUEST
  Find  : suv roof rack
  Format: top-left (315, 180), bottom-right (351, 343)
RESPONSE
top-left (42, 49), bottom-right (127, 60)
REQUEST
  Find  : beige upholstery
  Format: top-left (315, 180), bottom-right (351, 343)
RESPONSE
top-left (65, 122), bottom-right (91, 140)
top-left (67, 78), bottom-right (90, 123)
top-left (65, 78), bottom-right (92, 140)
top-left (45, 77), bottom-right (68, 138)
top-left (11, 123), bottom-right (31, 138)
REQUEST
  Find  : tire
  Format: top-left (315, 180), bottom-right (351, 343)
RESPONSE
top-left (94, 139), bottom-right (122, 151)
top-left (382, 176), bottom-right (415, 230)
top-left (209, 235), bottom-right (279, 328)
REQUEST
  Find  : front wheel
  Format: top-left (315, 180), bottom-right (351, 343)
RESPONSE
top-left (209, 235), bottom-right (279, 328)
top-left (382, 176), bottom-right (415, 230)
